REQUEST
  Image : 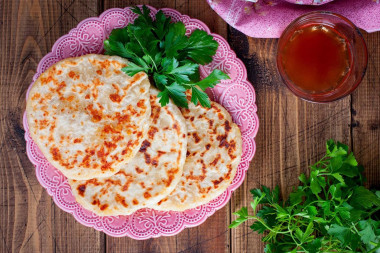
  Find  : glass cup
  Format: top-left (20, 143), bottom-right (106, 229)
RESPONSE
top-left (277, 11), bottom-right (368, 103)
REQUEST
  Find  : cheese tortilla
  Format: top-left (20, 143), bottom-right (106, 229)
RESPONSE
top-left (152, 101), bottom-right (242, 211)
top-left (69, 88), bottom-right (187, 216)
top-left (26, 54), bottom-right (151, 180)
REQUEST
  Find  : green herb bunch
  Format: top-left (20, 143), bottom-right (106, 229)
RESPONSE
top-left (230, 140), bottom-right (380, 252)
top-left (104, 6), bottom-right (229, 108)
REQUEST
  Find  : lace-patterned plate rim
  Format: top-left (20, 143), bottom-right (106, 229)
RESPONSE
top-left (23, 6), bottom-right (259, 239)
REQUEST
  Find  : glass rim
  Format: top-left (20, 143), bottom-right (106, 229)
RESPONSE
top-left (276, 11), bottom-right (368, 103)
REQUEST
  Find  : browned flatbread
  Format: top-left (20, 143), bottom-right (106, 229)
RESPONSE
top-left (26, 54), bottom-right (151, 180)
top-left (68, 88), bottom-right (187, 216)
top-left (152, 101), bottom-right (242, 211)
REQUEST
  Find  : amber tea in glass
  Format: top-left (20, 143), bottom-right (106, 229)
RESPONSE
top-left (277, 12), bottom-right (367, 102)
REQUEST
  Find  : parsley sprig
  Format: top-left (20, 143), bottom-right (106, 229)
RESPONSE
top-left (230, 140), bottom-right (380, 253)
top-left (104, 6), bottom-right (229, 108)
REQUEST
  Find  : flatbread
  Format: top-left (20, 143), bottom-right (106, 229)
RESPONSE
top-left (68, 88), bottom-right (187, 216)
top-left (152, 101), bottom-right (242, 211)
top-left (26, 54), bottom-right (151, 180)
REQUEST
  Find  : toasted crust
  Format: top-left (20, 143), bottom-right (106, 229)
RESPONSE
top-left (152, 101), bottom-right (242, 211)
top-left (68, 88), bottom-right (187, 216)
top-left (26, 54), bottom-right (151, 180)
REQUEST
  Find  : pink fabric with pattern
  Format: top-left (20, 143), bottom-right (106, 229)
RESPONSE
top-left (285, 0), bottom-right (334, 5)
top-left (207, 0), bottom-right (380, 38)
top-left (23, 6), bottom-right (259, 239)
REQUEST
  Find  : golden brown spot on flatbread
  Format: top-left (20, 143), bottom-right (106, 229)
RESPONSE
top-left (205, 144), bottom-right (211, 150)
top-left (121, 146), bottom-right (130, 155)
top-left (40, 75), bottom-right (55, 85)
top-left (157, 197), bottom-right (168, 206)
top-left (66, 60), bottom-right (78, 66)
top-left (77, 184), bottom-right (86, 197)
top-left (100, 204), bottom-right (109, 211)
top-left (217, 134), bottom-right (229, 148)
top-left (112, 135), bottom-right (124, 142)
top-left (173, 123), bottom-right (180, 135)
top-left (109, 83), bottom-right (124, 103)
top-left (57, 81), bottom-right (66, 92)
top-left (186, 160), bottom-right (207, 182)
top-left (117, 172), bottom-right (134, 191)
top-left (115, 194), bottom-right (128, 208)
top-left (144, 192), bottom-right (151, 199)
top-left (86, 104), bottom-right (102, 122)
top-left (101, 162), bottom-right (113, 171)
top-left (96, 70), bottom-right (102, 75)
top-left (104, 178), bottom-right (121, 186)
top-left (90, 59), bottom-right (111, 69)
top-left (31, 93), bottom-right (41, 100)
top-left (144, 153), bottom-right (151, 164)
top-left (161, 168), bottom-right (179, 187)
top-left (157, 151), bottom-right (166, 158)
top-left (192, 132), bottom-right (201, 144)
top-left (66, 95), bottom-right (75, 102)
top-left (135, 167), bottom-right (143, 174)
top-left (212, 177), bottom-right (224, 188)
top-left (68, 71), bottom-right (80, 80)
top-left (104, 141), bottom-right (117, 150)
top-left (132, 199), bottom-right (139, 205)
top-left (76, 83), bottom-right (89, 94)
top-left (73, 138), bottom-right (83, 144)
top-left (93, 77), bottom-right (103, 87)
top-left (139, 140), bottom-right (151, 153)
top-left (137, 99), bottom-right (146, 109)
top-left (224, 120), bottom-right (231, 132)
top-left (92, 199), bottom-right (100, 206)
top-left (96, 146), bottom-right (105, 158)
top-left (39, 119), bottom-right (49, 129)
top-left (148, 127), bottom-right (158, 139)
top-left (103, 124), bottom-right (121, 134)
top-left (110, 94), bottom-right (122, 103)
top-left (210, 154), bottom-right (221, 166)
top-left (228, 140), bottom-right (237, 159)
top-left (110, 60), bottom-right (125, 68)
top-left (50, 147), bottom-right (62, 161)
top-left (129, 72), bottom-right (144, 85)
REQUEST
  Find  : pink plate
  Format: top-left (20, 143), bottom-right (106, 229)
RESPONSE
top-left (23, 6), bottom-right (259, 239)
top-left (207, 0), bottom-right (380, 38)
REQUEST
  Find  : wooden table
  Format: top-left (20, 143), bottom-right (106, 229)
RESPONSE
top-left (1, 0), bottom-right (379, 252)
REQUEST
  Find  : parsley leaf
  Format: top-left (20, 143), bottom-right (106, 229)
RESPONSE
top-left (194, 69), bottom-right (230, 90)
top-left (165, 82), bottom-right (188, 108)
top-left (230, 140), bottom-right (380, 252)
top-left (191, 87), bottom-right (210, 108)
top-left (104, 5), bottom-right (229, 107)
top-left (181, 29), bottom-right (219, 65)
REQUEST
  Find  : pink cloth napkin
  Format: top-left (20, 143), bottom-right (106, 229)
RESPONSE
top-left (207, 0), bottom-right (380, 38)
top-left (285, 0), bottom-right (334, 5)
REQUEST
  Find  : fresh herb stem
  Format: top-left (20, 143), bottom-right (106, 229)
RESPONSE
top-left (230, 140), bottom-right (380, 252)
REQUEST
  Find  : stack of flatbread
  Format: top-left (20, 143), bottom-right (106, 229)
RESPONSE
top-left (27, 54), bottom-right (242, 216)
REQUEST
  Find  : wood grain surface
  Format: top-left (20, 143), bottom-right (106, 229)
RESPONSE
top-left (0, 0), bottom-right (379, 252)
